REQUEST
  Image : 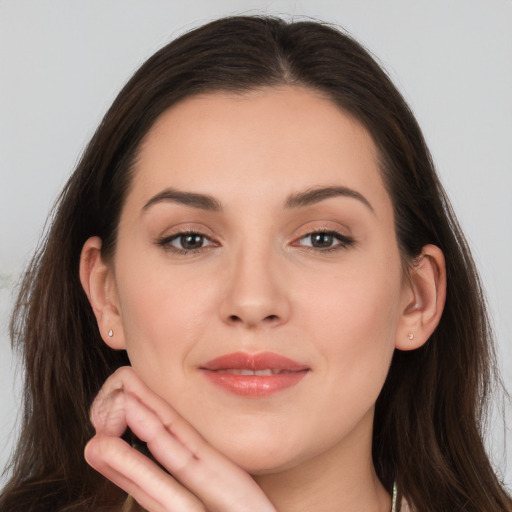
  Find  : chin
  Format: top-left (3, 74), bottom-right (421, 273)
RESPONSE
top-left (230, 451), bottom-right (301, 475)
top-left (207, 430), bottom-right (306, 474)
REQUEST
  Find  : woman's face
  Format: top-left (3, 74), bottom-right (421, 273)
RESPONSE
top-left (106, 87), bottom-right (412, 474)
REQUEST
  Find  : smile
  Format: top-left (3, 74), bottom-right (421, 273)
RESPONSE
top-left (216, 368), bottom-right (295, 376)
top-left (199, 352), bottom-right (310, 397)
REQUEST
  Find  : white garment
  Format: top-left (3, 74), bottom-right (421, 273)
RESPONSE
top-left (400, 496), bottom-right (412, 511)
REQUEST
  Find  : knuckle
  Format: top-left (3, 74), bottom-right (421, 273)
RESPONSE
top-left (172, 451), bottom-right (200, 478)
top-left (112, 365), bottom-right (135, 383)
top-left (162, 419), bottom-right (178, 437)
top-left (142, 416), bottom-right (166, 443)
top-left (91, 388), bottom-right (126, 433)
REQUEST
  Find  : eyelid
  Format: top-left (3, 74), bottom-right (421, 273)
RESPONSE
top-left (291, 221), bottom-right (351, 240)
top-left (290, 223), bottom-right (355, 252)
top-left (155, 222), bottom-right (218, 241)
top-left (155, 226), bottom-right (220, 255)
top-left (297, 231), bottom-right (353, 246)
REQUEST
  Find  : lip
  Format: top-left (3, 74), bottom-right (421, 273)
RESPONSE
top-left (199, 351), bottom-right (310, 397)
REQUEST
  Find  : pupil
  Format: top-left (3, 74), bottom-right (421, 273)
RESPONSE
top-left (312, 233), bottom-right (333, 247)
top-left (182, 234), bottom-right (203, 249)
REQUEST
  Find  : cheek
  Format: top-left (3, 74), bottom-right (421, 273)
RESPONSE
top-left (285, 266), bottom-right (401, 449)
top-left (114, 262), bottom-right (217, 390)
top-left (295, 255), bottom-right (403, 390)
top-left (296, 254), bottom-right (403, 343)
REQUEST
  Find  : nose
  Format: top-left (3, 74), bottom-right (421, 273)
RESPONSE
top-left (219, 245), bottom-right (291, 329)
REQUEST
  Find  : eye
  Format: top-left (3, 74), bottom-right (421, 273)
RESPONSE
top-left (296, 230), bottom-right (354, 251)
top-left (157, 231), bottom-right (217, 254)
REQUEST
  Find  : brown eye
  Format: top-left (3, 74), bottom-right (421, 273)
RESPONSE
top-left (310, 233), bottom-right (335, 248)
top-left (176, 233), bottom-right (205, 250)
top-left (297, 231), bottom-right (354, 251)
top-left (157, 231), bottom-right (216, 253)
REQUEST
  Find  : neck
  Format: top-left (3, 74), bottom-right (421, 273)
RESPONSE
top-left (252, 410), bottom-right (391, 512)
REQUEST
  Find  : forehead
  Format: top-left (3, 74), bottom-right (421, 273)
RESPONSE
top-left (129, 86), bottom-right (391, 215)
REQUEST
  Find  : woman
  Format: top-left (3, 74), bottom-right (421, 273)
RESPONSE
top-left (1, 15), bottom-right (510, 512)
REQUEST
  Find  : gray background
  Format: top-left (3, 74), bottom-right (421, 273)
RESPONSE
top-left (1, 0), bottom-right (511, 490)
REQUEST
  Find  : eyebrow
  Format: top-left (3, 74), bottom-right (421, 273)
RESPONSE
top-left (143, 188), bottom-right (222, 212)
top-left (142, 185), bottom-right (374, 214)
top-left (284, 186), bottom-right (374, 213)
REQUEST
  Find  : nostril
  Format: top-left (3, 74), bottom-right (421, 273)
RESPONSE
top-left (227, 313), bottom-right (279, 324)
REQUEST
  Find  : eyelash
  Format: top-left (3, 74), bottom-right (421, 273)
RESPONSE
top-left (156, 228), bottom-right (355, 255)
top-left (295, 229), bottom-right (355, 253)
top-left (156, 229), bottom-right (218, 255)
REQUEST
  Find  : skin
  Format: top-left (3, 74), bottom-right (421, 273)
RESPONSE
top-left (80, 86), bottom-right (446, 511)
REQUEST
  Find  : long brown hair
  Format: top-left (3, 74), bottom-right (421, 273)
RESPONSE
top-left (1, 16), bottom-right (510, 512)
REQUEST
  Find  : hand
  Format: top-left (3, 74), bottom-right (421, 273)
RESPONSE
top-left (85, 366), bottom-right (276, 512)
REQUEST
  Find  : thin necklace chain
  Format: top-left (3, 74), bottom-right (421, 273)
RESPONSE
top-left (391, 481), bottom-right (398, 512)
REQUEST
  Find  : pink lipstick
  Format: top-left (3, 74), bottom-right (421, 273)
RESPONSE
top-left (200, 352), bottom-right (310, 397)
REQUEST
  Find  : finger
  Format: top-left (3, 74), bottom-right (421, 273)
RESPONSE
top-left (91, 367), bottom-right (207, 454)
top-left (90, 385), bottom-right (128, 437)
top-left (122, 394), bottom-right (275, 512)
top-left (124, 393), bottom-right (200, 474)
top-left (91, 368), bottom-right (275, 511)
top-left (85, 434), bottom-right (206, 512)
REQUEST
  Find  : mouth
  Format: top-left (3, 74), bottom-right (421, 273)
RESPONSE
top-left (216, 368), bottom-right (296, 376)
top-left (199, 351), bottom-right (310, 397)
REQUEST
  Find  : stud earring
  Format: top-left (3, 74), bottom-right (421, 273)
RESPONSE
top-left (408, 333), bottom-right (414, 340)
top-left (108, 329), bottom-right (114, 338)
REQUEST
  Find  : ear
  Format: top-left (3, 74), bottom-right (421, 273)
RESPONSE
top-left (395, 244), bottom-right (446, 351)
top-left (79, 236), bottom-right (126, 350)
